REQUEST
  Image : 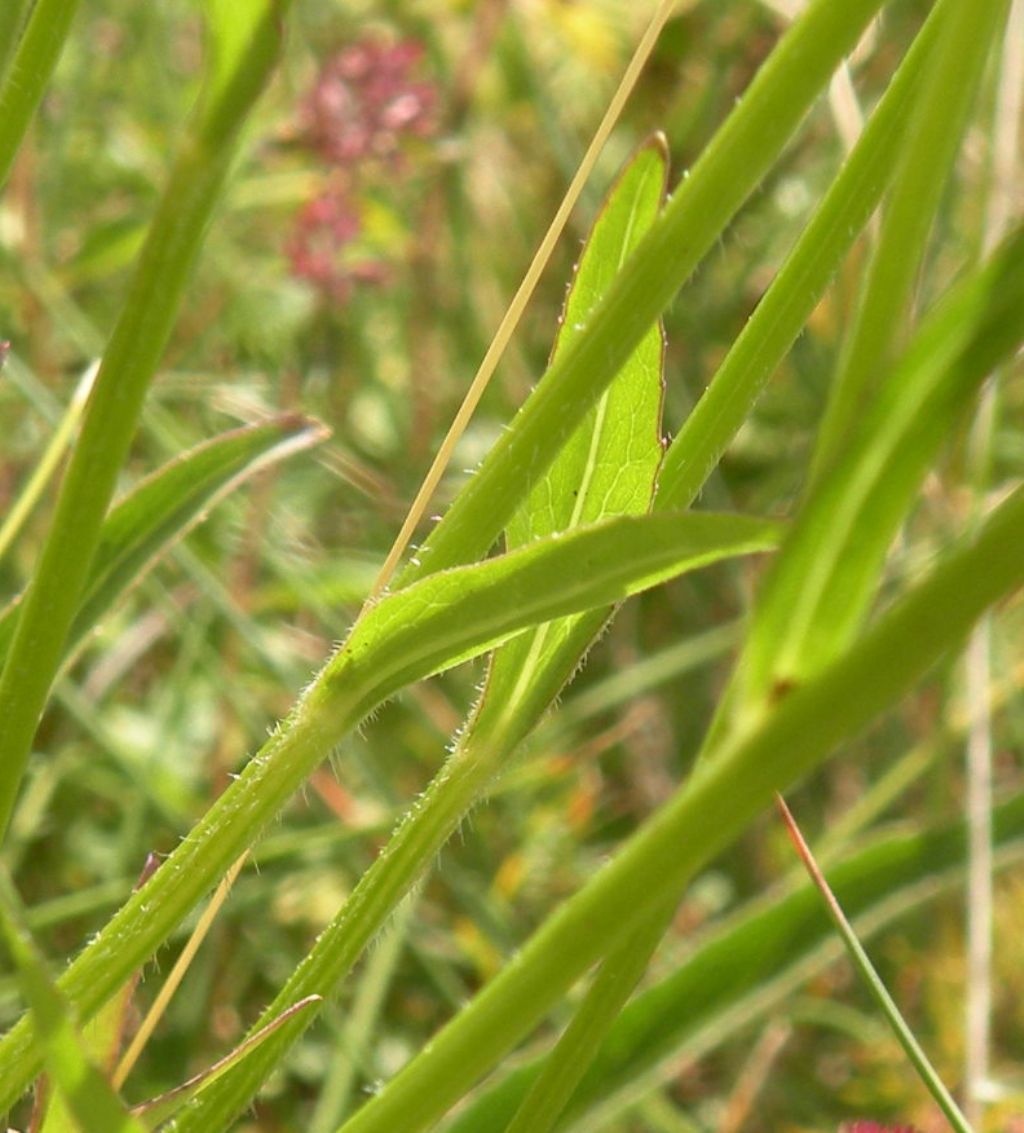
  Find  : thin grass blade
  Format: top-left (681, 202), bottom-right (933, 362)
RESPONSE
top-left (655, 0), bottom-right (946, 511)
top-left (776, 796), bottom-right (974, 1133)
top-left (0, 0), bottom-right (292, 842)
top-left (724, 224), bottom-right (1024, 744)
top-left (809, 0), bottom-right (1013, 481)
top-left (0, 0), bottom-right (82, 189)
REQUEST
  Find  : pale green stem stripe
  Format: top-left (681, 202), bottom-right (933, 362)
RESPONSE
top-left (0, 364), bottom-right (96, 564)
top-left (0, 0), bottom-right (34, 90)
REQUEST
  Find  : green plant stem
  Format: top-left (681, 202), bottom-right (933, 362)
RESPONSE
top-left (0, 2), bottom-right (289, 842)
top-left (399, 0), bottom-right (885, 586)
top-left (0, 0), bottom-right (81, 190)
top-left (808, 0), bottom-right (1012, 482)
top-left (0, 513), bottom-right (777, 1108)
top-left (146, 14), bottom-right (996, 1112)
top-left (334, 483), bottom-right (1024, 1133)
top-left (168, 729), bottom-right (509, 1131)
top-left (502, 903), bottom-right (675, 1133)
top-left (0, 687), bottom-right (361, 1111)
top-left (308, 902), bottom-right (415, 1133)
top-left (654, 0), bottom-right (944, 511)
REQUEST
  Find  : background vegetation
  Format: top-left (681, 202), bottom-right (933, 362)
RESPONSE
top-left (0, 1), bottom-right (1021, 1131)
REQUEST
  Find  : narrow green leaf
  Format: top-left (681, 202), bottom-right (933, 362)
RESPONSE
top-left (0, 872), bottom-right (147, 1133)
top-left (198, 0), bottom-right (289, 145)
top-left (510, 135), bottom-right (666, 545)
top-left (0, 511), bottom-right (781, 1109)
top-left (0, 0), bottom-right (292, 843)
top-left (0, 416), bottom-right (327, 668)
top-left (501, 908), bottom-right (673, 1133)
top-left (398, 0), bottom-right (885, 588)
top-left (478, 136), bottom-right (666, 750)
top-left (332, 482), bottom-right (1024, 1133)
top-left (728, 223), bottom-right (1024, 742)
top-left (327, 511), bottom-right (782, 723)
top-left (655, 0), bottom-right (945, 512)
top-left (0, 0), bottom-right (82, 190)
top-left (809, 0), bottom-right (1012, 482)
top-left (447, 790), bottom-right (1024, 1133)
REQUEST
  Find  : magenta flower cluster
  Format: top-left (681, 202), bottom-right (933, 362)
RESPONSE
top-left (286, 36), bottom-right (438, 302)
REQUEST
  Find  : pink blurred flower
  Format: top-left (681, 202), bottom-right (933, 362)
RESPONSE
top-left (285, 188), bottom-right (389, 302)
top-left (286, 34), bottom-right (439, 304)
top-left (301, 37), bottom-right (438, 166)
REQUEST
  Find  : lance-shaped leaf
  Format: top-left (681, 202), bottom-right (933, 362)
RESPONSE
top-left (397, 0), bottom-right (886, 588)
top-left (445, 789), bottom-right (1024, 1133)
top-left (328, 511), bottom-right (781, 721)
top-left (0, 416), bottom-right (327, 669)
top-left (0, 872), bottom-right (147, 1133)
top-left (476, 134), bottom-right (666, 751)
top-left (161, 139), bottom-right (673, 1131)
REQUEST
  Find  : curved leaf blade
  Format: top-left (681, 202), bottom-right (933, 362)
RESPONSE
top-left (0, 415), bottom-right (327, 668)
top-left (330, 511), bottom-right (782, 721)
